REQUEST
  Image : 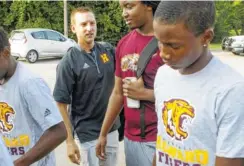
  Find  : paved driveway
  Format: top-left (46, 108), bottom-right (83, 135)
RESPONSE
top-left (21, 50), bottom-right (244, 166)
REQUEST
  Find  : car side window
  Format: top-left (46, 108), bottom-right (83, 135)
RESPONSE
top-left (31, 31), bottom-right (46, 40)
top-left (46, 31), bottom-right (64, 42)
top-left (59, 34), bottom-right (67, 42)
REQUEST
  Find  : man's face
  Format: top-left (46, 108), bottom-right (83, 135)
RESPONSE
top-left (0, 48), bottom-right (9, 81)
top-left (119, 1), bottom-right (151, 29)
top-left (153, 20), bottom-right (205, 70)
top-left (71, 12), bottom-right (97, 44)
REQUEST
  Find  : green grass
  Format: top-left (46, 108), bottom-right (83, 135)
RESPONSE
top-left (210, 43), bottom-right (221, 50)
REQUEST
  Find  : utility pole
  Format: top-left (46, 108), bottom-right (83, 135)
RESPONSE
top-left (64, 0), bottom-right (68, 37)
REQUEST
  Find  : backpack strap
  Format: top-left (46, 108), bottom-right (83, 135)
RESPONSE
top-left (136, 37), bottom-right (158, 139)
top-left (136, 37), bottom-right (158, 78)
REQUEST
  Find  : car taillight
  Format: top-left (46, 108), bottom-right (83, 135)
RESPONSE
top-left (23, 37), bottom-right (27, 44)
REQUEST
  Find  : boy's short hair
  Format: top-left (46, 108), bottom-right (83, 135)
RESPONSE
top-left (142, 1), bottom-right (160, 15)
top-left (154, 1), bottom-right (215, 36)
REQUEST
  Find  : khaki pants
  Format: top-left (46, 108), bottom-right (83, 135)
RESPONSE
top-left (75, 130), bottom-right (119, 166)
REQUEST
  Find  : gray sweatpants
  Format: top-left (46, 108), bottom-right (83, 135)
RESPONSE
top-left (124, 137), bottom-right (156, 166)
top-left (75, 130), bottom-right (119, 166)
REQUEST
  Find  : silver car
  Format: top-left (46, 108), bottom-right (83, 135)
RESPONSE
top-left (232, 43), bottom-right (244, 55)
top-left (9, 28), bottom-right (76, 63)
top-left (230, 36), bottom-right (244, 55)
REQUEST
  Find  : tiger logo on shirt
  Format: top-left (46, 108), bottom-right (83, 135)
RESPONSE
top-left (0, 102), bottom-right (15, 133)
top-left (121, 53), bottom-right (139, 72)
top-left (162, 99), bottom-right (195, 141)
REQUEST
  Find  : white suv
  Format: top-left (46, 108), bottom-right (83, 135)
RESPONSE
top-left (9, 28), bottom-right (76, 63)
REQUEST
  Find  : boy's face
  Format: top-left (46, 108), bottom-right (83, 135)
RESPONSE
top-left (119, 1), bottom-right (152, 30)
top-left (153, 20), bottom-right (208, 70)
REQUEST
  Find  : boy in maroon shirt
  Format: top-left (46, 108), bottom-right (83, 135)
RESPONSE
top-left (96, 1), bottom-right (163, 165)
top-left (116, 30), bottom-right (162, 142)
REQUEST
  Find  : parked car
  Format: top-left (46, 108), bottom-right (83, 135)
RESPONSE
top-left (221, 37), bottom-right (229, 50)
top-left (231, 39), bottom-right (244, 55)
top-left (9, 28), bottom-right (76, 63)
top-left (224, 35), bottom-right (244, 51)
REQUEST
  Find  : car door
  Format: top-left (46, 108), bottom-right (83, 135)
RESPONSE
top-left (56, 33), bottom-right (74, 55)
top-left (44, 30), bottom-right (65, 56)
top-left (30, 31), bottom-right (50, 57)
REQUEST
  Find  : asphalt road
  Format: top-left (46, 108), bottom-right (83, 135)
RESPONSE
top-left (21, 50), bottom-right (244, 166)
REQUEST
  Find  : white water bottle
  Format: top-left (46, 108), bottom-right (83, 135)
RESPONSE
top-left (125, 77), bottom-right (140, 108)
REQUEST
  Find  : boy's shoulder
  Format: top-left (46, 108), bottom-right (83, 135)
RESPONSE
top-left (117, 30), bottom-right (137, 47)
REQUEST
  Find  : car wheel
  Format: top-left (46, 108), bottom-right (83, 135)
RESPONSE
top-left (26, 50), bottom-right (38, 63)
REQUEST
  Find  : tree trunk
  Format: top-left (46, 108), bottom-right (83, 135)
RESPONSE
top-left (233, 25), bottom-right (240, 35)
top-left (241, 21), bottom-right (244, 35)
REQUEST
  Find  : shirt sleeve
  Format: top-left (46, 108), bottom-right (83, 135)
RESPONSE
top-left (115, 42), bottom-right (122, 78)
top-left (215, 82), bottom-right (244, 158)
top-left (53, 53), bottom-right (75, 104)
top-left (22, 78), bottom-right (63, 131)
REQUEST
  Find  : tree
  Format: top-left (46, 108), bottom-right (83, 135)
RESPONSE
top-left (213, 1), bottom-right (244, 42)
top-left (5, 1), bottom-right (64, 32)
top-left (1, 1), bottom-right (127, 45)
top-left (2, 1), bottom-right (242, 44)
top-left (0, 1), bottom-right (13, 34)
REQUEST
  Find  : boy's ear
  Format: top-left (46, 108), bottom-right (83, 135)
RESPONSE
top-left (71, 24), bottom-right (76, 34)
top-left (202, 28), bottom-right (214, 45)
top-left (2, 47), bottom-right (11, 58)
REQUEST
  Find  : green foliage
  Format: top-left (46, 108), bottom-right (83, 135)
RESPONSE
top-left (0, 1), bottom-right (127, 45)
top-left (0, 1), bottom-right (243, 44)
top-left (213, 1), bottom-right (244, 43)
top-left (209, 43), bottom-right (221, 50)
top-left (0, 1), bottom-right (13, 31)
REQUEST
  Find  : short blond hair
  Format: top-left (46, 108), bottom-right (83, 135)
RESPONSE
top-left (71, 7), bottom-right (94, 25)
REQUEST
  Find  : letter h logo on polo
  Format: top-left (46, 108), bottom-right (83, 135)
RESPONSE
top-left (100, 53), bottom-right (110, 63)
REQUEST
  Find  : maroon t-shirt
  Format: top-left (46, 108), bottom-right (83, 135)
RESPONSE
top-left (115, 30), bottom-right (164, 142)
